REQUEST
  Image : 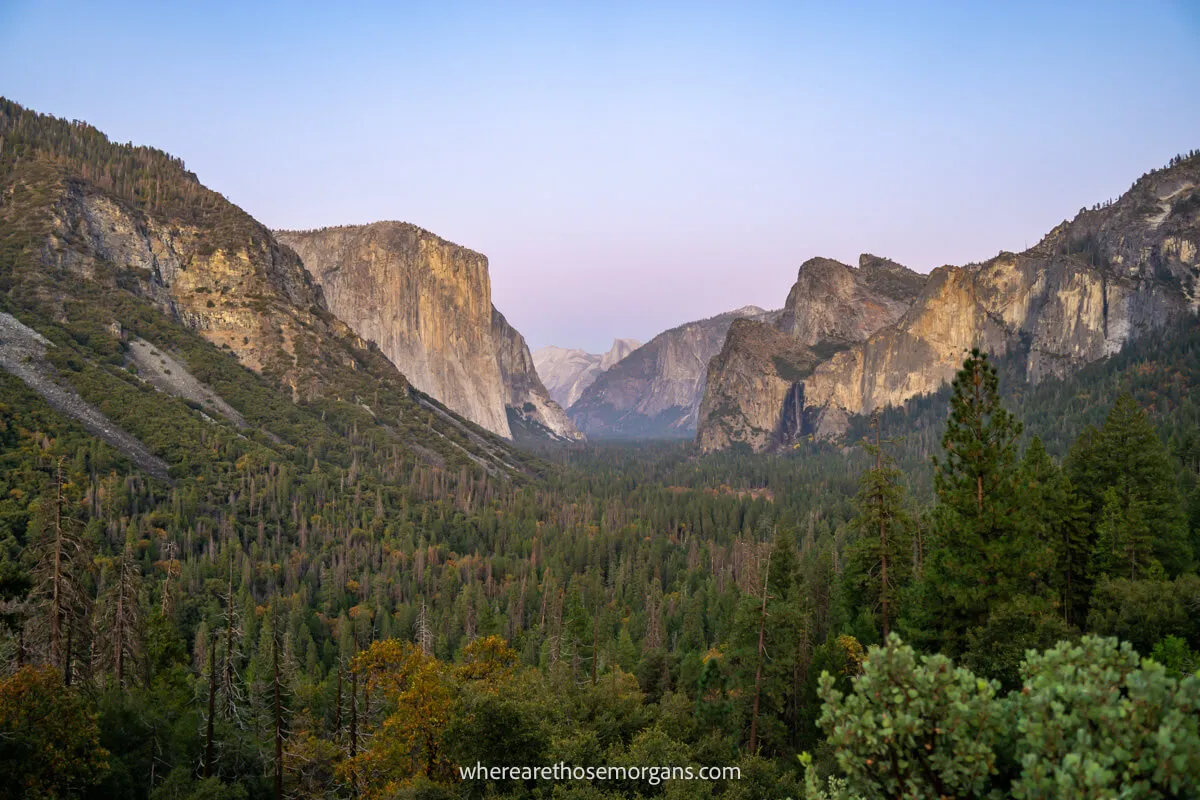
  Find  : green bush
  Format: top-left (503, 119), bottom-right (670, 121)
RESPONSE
top-left (816, 635), bottom-right (1006, 798)
top-left (810, 635), bottom-right (1200, 799)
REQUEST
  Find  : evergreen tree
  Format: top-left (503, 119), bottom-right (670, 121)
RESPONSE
top-left (1067, 393), bottom-right (1191, 575)
top-left (93, 537), bottom-right (144, 687)
top-left (1090, 486), bottom-right (1159, 580)
top-left (1019, 438), bottom-right (1091, 624)
top-left (904, 350), bottom-right (1053, 657)
top-left (25, 460), bottom-right (93, 684)
top-left (845, 416), bottom-right (914, 639)
top-left (733, 528), bottom-right (806, 755)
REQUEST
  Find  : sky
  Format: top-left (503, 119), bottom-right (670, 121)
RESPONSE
top-left (2, 2), bottom-right (1199, 352)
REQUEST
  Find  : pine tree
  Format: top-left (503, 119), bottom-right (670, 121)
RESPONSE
top-left (734, 528), bottom-right (805, 755)
top-left (905, 350), bottom-right (1051, 656)
top-left (846, 415), bottom-right (914, 638)
top-left (26, 459), bottom-right (92, 684)
top-left (94, 537), bottom-right (144, 686)
top-left (1067, 393), bottom-right (1191, 575)
top-left (1019, 438), bottom-right (1091, 624)
top-left (1090, 486), bottom-right (1159, 580)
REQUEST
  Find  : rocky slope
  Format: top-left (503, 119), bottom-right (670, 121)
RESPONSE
top-left (0, 98), bottom-right (538, 477)
top-left (569, 306), bottom-right (778, 438)
top-left (701, 154), bottom-right (1200, 450)
top-left (0, 312), bottom-right (170, 480)
top-left (492, 309), bottom-right (583, 441)
top-left (697, 319), bottom-right (820, 452)
top-left (35, 169), bottom-right (341, 399)
top-left (800, 157), bottom-right (1200, 437)
top-left (698, 256), bottom-right (926, 451)
top-left (533, 338), bottom-right (641, 408)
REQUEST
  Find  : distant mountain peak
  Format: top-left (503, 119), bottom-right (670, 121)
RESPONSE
top-left (533, 337), bottom-right (641, 410)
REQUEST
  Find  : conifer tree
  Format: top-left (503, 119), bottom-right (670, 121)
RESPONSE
top-left (734, 528), bottom-right (805, 755)
top-left (1067, 393), bottom-right (1191, 575)
top-left (905, 350), bottom-right (1052, 656)
top-left (1019, 438), bottom-right (1091, 624)
top-left (27, 459), bottom-right (92, 684)
top-left (94, 537), bottom-right (144, 686)
top-left (846, 415), bottom-right (914, 638)
top-left (1090, 486), bottom-right (1159, 580)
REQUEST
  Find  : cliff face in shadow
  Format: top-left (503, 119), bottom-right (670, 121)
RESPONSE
top-left (492, 308), bottom-right (582, 441)
top-left (569, 306), bottom-right (778, 439)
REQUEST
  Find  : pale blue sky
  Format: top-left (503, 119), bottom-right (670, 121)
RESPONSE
top-left (2, 1), bottom-right (1198, 352)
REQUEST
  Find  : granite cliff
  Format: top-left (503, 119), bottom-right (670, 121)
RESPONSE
top-left (274, 224), bottom-right (511, 436)
top-left (569, 306), bottom-right (778, 438)
top-left (800, 156), bottom-right (1200, 438)
top-left (533, 338), bottom-right (641, 409)
top-left (275, 223), bottom-right (579, 441)
top-left (492, 308), bottom-right (583, 441)
top-left (0, 98), bottom-right (537, 476)
top-left (698, 256), bottom-right (925, 451)
top-left (701, 154), bottom-right (1200, 450)
top-left (33, 162), bottom-right (368, 401)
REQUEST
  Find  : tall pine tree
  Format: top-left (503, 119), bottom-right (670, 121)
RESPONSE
top-left (845, 415), bottom-right (914, 640)
top-left (1019, 438), bottom-right (1091, 625)
top-left (1067, 393), bottom-right (1191, 576)
top-left (902, 350), bottom-right (1055, 659)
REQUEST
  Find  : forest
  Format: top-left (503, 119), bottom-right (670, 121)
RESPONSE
top-left (2, 327), bottom-right (1199, 799)
top-left (1, 99), bottom-right (1199, 799)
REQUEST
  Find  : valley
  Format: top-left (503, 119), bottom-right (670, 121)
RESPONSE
top-left (0, 95), bottom-right (1198, 800)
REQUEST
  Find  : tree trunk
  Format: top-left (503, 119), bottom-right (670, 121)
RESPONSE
top-left (591, 606), bottom-right (599, 686)
top-left (335, 663), bottom-right (343, 739)
top-left (877, 421), bottom-right (890, 638)
top-left (205, 630), bottom-right (217, 778)
top-left (273, 606), bottom-right (283, 800)
top-left (748, 548), bottom-right (772, 753)
top-left (51, 461), bottom-right (65, 678)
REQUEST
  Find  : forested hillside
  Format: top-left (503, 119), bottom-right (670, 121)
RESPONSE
top-left (1, 100), bottom-right (1198, 799)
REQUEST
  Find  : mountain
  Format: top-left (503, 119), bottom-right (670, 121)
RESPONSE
top-left (0, 97), bottom-right (541, 478)
top-left (800, 156), bottom-right (1200, 438)
top-left (698, 255), bottom-right (927, 451)
top-left (492, 308), bottom-right (583, 442)
top-left (273, 223), bottom-right (508, 435)
top-left (702, 154), bottom-right (1200, 451)
top-left (274, 223), bottom-right (579, 442)
top-left (568, 305), bottom-right (778, 439)
top-left (533, 338), bottom-right (641, 408)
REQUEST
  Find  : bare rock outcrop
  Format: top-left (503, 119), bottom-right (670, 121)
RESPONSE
top-left (570, 306), bottom-right (777, 438)
top-left (275, 223), bottom-right (513, 437)
top-left (492, 308), bottom-right (583, 441)
top-left (697, 319), bottom-right (818, 452)
top-left (699, 155), bottom-right (1200, 450)
top-left (698, 257), bottom-right (925, 451)
top-left (800, 157), bottom-right (1200, 436)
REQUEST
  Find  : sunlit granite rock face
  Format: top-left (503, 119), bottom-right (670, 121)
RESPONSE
top-left (701, 156), bottom-right (1200, 449)
top-left (569, 306), bottom-right (778, 438)
top-left (800, 159), bottom-right (1200, 436)
top-left (776, 255), bottom-right (926, 347)
top-left (698, 256), bottom-right (925, 451)
top-left (275, 222), bottom-right (579, 440)
top-left (42, 177), bottom-right (363, 398)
